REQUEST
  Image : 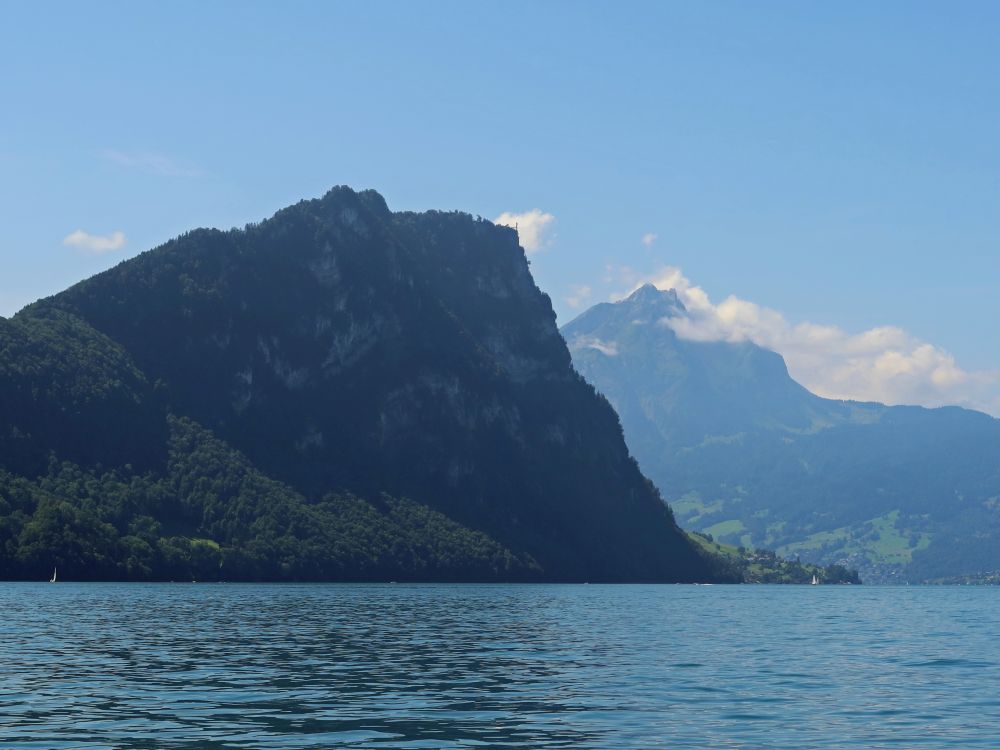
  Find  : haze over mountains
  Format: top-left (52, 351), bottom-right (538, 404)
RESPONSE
top-left (564, 285), bottom-right (1000, 583)
top-left (0, 187), bottom-right (721, 583)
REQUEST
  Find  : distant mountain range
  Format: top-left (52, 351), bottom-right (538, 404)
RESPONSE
top-left (563, 284), bottom-right (1000, 583)
top-left (0, 188), bottom-right (722, 583)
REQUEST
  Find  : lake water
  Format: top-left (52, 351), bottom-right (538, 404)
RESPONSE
top-left (2, 583), bottom-right (999, 748)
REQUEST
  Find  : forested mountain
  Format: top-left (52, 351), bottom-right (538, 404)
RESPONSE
top-left (563, 284), bottom-right (1000, 583)
top-left (0, 187), bottom-right (722, 582)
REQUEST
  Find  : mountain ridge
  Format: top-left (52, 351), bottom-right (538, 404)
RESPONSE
top-left (563, 284), bottom-right (1000, 583)
top-left (0, 187), bottom-right (721, 582)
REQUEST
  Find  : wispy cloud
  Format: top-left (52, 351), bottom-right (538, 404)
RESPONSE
top-left (612, 265), bottom-right (1000, 417)
top-left (493, 209), bottom-right (555, 254)
top-left (570, 335), bottom-right (619, 357)
top-left (641, 232), bottom-right (657, 247)
top-left (565, 284), bottom-right (593, 309)
top-left (101, 149), bottom-right (204, 178)
top-left (63, 229), bottom-right (126, 254)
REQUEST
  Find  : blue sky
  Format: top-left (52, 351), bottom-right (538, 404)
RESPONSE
top-left (2, 1), bottom-right (999, 412)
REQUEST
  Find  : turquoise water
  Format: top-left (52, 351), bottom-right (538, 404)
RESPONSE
top-left (2, 584), bottom-right (999, 748)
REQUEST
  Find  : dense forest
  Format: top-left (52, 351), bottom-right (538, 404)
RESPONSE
top-left (0, 417), bottom-right (535, 581)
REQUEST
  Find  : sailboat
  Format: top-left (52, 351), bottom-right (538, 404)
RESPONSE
top-left (811, 574), bottom-right (818, 586)
top-left (49, 567), bottom-right (57, 583)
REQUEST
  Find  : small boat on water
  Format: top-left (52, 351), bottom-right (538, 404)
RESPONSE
top-left (49, 567), bottom-right (57, 583)
top-left (811, 574), bottom-right (819, 586)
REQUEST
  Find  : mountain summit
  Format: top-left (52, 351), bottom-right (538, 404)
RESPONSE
top-left (0, 187), bottom-right (719, 582)
top-left (564, 284), bottom-right (826, 450)
top-left (564, 285), bottom-right (1000, 583)
top-left (624, 283), bottom-right (685, 311)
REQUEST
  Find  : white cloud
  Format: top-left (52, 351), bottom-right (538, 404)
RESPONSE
top-left (63, 229), bottom-right (126, 254)
top-left (642, 232), bottom-right (657, 247)
top-left (494, 209), bottom-right (555, 254)
top-left (565, 284), bottom-right (593, 309)
top-left (614, 265), bottom-right (1000, 416)
top-left (101, 149), bottom-right (203, 178)
top-left (570, 335), bottom-right (619, 357)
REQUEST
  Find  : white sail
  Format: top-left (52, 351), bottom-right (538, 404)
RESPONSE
top-left (49, 567), bottom-right (57, 583)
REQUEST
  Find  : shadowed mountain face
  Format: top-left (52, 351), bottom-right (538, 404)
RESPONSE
top-left (0, 188), bottom-right (718, 582)
top-left (563, 285), bottom-right (1000, 583)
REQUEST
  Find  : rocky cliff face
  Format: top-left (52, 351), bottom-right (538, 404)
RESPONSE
top-left (24, 187), bottom-right (716, 582)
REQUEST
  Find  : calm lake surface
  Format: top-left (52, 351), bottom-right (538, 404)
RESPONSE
top-left (3, 583), bottom-right (999, 748)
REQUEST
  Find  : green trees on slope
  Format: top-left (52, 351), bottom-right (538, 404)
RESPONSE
top-left (0, 417), bottom-right (537, 582)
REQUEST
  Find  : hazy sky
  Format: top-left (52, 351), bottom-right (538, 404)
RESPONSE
top-left (3, 2), bottom-right (999, 412)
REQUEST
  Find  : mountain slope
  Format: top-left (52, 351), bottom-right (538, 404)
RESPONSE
top-left (0, 308), bottom-right (167, 476)
top-left (0, 187), bottom-right (718, 582)
top-left (0, 416), bottom-right (537, 582)
top-left (563, 285), bottom-right (1000, 583)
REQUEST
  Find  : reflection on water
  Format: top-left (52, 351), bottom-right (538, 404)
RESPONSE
top-left (2, 583), bottom-right (1000, 748)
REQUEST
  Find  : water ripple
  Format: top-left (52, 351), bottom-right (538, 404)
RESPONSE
top-left (3, 584), bottom-right (1000, 748)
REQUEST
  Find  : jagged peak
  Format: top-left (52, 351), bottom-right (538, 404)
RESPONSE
top-left (317, 185), bottom-right (391, 217)
top-left (622, 284), bottom-right (686, 314)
